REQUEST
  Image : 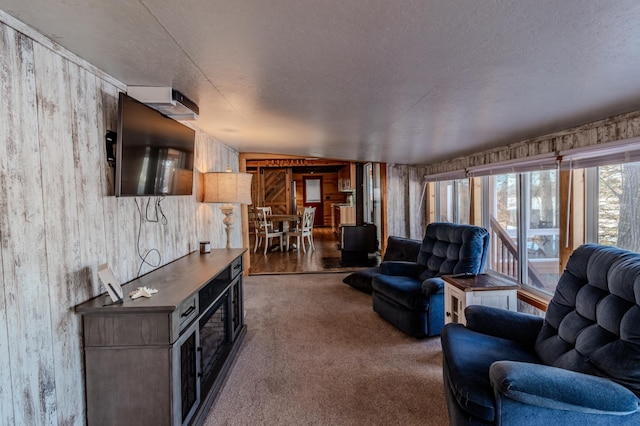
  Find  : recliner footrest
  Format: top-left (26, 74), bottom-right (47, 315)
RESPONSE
top-left (372, 275), bottom-right (428, 310)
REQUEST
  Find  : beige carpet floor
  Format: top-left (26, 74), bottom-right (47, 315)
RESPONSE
top-left (204, 273), bottom-right (449, 426)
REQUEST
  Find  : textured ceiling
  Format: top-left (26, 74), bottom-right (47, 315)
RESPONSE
top-left (3, 0), bottom-right (640, 165)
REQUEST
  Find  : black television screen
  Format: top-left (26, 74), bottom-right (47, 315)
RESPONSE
top-left (115, 92), bottom-right (195, 196)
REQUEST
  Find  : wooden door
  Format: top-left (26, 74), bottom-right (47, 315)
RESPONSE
top-left (303, 176), bottom-right (323, 226)
top-left (262, 168), bottom-right (290, 214)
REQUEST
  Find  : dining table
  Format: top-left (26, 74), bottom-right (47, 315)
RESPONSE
top-left (267, 214), bottom-right (302, 232)
top-left (266, 213), bottom-right (302, 251)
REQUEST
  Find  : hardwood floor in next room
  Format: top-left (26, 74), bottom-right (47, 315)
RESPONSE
top-left (248, 227), bottom-right (380, 275)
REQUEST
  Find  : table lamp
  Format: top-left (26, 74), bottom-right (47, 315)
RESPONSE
top-left (202, 166), bottom-right (252, 249)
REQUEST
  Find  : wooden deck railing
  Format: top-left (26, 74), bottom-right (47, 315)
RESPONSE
top-left (489, 216), bottom-right (546, 289)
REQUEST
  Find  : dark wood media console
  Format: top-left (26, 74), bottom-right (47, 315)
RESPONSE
top-left (76, 249), bottom-right (247, 426)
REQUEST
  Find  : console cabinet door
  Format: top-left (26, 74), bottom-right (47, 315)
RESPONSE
top-left (444, 284), bottom-right (465, 325)
top-left (172, 321), bottom-right (200, 426)
top-left (444, 283), bottom-right (518, 326)
top-left (229, 276), bottom-right (243, 341)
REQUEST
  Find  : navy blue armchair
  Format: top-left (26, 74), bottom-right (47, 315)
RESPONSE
top-left (371, 222), bottom-right (490, 338)
top-left (441, 244), bottom-right (640, 425)
top-left (342, 236), bottom-right (422, 294)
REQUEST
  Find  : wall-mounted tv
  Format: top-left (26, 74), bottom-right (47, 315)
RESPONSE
top-left (115, 92), bottom-right (195, 196)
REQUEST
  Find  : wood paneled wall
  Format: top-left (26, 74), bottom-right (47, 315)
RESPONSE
top-left (293, 171), bottom-right (347, 225)
top-left (0, 15), bottom-right (238, 425)
top-left (385, 164), bottom-right (428, 240)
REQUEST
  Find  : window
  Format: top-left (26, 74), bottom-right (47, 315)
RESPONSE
top-left (586, 161), bottom-right (640, 252)
top-left (484, 170), bottom-right (560, 296)
top-left (426, 138), bottom-right (640, 298)
top-left (435, 179), bottom-right (470, 224)
top-left (526, 170), bottom-right (560, 292)
top-left (456, 179), bottom-right (470, 225)
top-left (487, 173), bottom-right (519, 279)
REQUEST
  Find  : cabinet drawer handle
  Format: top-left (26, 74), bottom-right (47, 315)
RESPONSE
top-left (445, 311), bottom-right (451, 317)
top-left (182, 306), bottom-right (196, 317)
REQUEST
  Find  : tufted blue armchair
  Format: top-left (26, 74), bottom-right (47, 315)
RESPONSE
top-left (371, 222), bottom-right (490, 338)
top-left (441, 244), bottom-right (640, 425)
top-left (342, 236), bottom-right (422, 294)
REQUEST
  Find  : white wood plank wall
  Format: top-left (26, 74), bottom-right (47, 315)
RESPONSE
top-left (0, 19), bottom-right (239, 425)
top-left (385, 164), bottom-right (429, 240)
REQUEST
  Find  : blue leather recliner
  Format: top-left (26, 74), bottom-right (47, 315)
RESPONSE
top-left (371, 222), bottom-right (490, 338)
top-left (441, 244), bottom-right (640, 425)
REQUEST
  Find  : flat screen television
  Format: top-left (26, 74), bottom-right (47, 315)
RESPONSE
top-left (115, 92), bottom-right (195, 196)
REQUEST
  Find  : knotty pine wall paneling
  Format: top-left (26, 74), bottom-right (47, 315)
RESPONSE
top-left (293, 171), bottom-right (347, 226)
top-left (0, 14), bottom-right (240, 425)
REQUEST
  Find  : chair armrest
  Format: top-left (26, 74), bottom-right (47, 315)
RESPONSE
top-left (379, 261), bottom-right (421, 277)
top-left (465, 305), bottom-right (543, 348)
top-left (490, 361), bottom-right (639, 415)
top-left (422, 277), bottom-right (444, 297)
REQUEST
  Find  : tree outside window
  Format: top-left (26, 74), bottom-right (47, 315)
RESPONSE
top-left (597, 162), bottom-right (640, 252)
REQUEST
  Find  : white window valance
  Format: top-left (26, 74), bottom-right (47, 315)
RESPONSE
top-left (423, 169), bottom-right (467, 182)
top-left (466, 152), bottom-right (559, 177)
top-left (559, 137), bottom-right (640, 170)
top-left (424, 137), bottom-right (640, 184)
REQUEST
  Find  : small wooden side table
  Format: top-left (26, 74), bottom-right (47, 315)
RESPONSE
top-left (442, 273), bottom-right (520, 325)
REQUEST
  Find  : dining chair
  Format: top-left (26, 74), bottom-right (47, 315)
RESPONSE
top-left (257, 206), bottom-right (272, 215)
top-left (257, 206), bottom-right (279, 233)
top-left (254, 209), bottom-right (283, 254)
top-left (256, 206), bottom-right (274, 229)
top-left (286, 207), bottom-right (316, 252)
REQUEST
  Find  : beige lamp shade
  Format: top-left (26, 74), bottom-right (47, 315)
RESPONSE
top-left (202, 169), bottom-right (253, 204)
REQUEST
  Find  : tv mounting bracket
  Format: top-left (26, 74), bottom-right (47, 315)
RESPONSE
top-left (105, 130), bottom-right (116, 168)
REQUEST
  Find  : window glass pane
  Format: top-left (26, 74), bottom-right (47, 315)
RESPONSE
top-left (305, 178), bottom-right (321, 202)
top-left (456, 179), bottom-right (470, 224)
top-left (438, 180), bottom-right (454, 222)
top-left (597, 162), bottom-right (640, 252)
top-left (527, 170), bottom-right (560, 294)
top-left (488, 174), bottom-right (519, 279)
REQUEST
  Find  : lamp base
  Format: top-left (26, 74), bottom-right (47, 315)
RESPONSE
top-left (220, 204), bottom-right (235, 249)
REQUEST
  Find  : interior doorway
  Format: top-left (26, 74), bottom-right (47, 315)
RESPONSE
top-left (303, 176), bottom-right (324, 226)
